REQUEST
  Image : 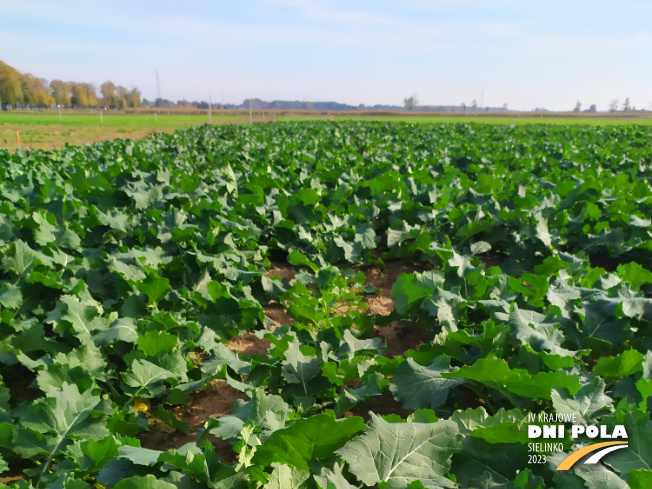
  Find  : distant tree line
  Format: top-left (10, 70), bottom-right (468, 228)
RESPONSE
top-left (572, 98), bottom-right (636, 113)
top-left (0, 60), bottom-right (142, 110)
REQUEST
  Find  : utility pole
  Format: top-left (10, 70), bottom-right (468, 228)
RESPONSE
top-left (156, 69), bottom-right (161, 101)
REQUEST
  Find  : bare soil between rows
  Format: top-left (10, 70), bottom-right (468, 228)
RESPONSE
top-left (139, 259), bottom-right (432, 455)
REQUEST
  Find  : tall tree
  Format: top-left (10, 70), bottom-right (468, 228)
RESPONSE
top-left (622, 97), bottom-right (631, 112)
top-left (0, 61), bottom-right (23, 110)
top-left (84, 83), bottom-right (99, 107)
top-left (403, 94), bottom-right (418, 111)
top-left (608, 99), bottom-right (619, 113)
top-left (37, 77), bottom-right (55, 106)
top-left (126, 87), bottom-right (141, 108)
top-left (70, 83), bottom-right (98, 108)
top-left (70, 83), bottom-right (86, 107)
top-left (116, 85), bottom-right (127, 109)
top-left (50, 80), bottom-right (71, 107)
top-left (100, 81), bottom-right (117, 108)
top-left (21, 73), bottom-right (54, 108)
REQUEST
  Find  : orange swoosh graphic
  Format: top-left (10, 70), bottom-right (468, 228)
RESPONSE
top-left (556, 441), bottom-right (628, 470)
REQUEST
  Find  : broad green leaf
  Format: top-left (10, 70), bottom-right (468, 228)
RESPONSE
top-left (450, 407), bottom-right (529, 444)
top-left (201, 342), bottom-right (251, 376)
top-left (47, 295), bottom-right (107, 341)
top-left (572, 462), bottom-right (629, 489)
top-left (265, 464), bottom-right (310, 489)
top-left (578, 299), bottom-right (630, 346)
top-left (551, 377), bottom-right (613, 425)
top-left (112, 474), bottom-right (177, 489)
top-left (281, 340), bottom-right (322, 395)
top-left (96, 208), bottom-right (129, 233)
top-left (137, 274), bottom-right (171, 304)
top-left (603, 412), bottom-right (652, 476)
top-left (288, 249), bottom-right (318, 273)
top-left (14, 383), bottom-right (110, 458)
top-left (108, 255), bottom-right (147, 282)
top-left (123, 360), bottom-right (176, 397)
top-left (497, 307), bottom-right (577, 358)
top-left (392, 270), bottom-right (445, 315)
top-left (592, 349), bottom-right (645, 378)
top-left (354, 223), bottom-right (378, 250)
top-left (2, 239), bottom-right (51, 275)
top-left (206, 388), bottom-right (289, 443)
top-left (313, 461), bottom-right (359, 489)
top-left (0, 282), bottom-right (22, 309)
top-left (337, 414), bottom-right (460, 488)
top-left (617, 262), bottom-right (652, 292)
top-left (390, 357), bottom-right (463, 410)
top-left (443, 357), bottom-right (581, 400)
top-left (448, 251), bottom-right (477, 278)
top-left (157, 448), bottom-right (209, 485)
top-left (93, 317), bottom-right (139, 345)
top-left (451, 437), bottom-right (530, 488)
top-left (628, 469), bottom-right (652, 489)
top-left (118, 445), bottom-right (163, 466)
top-left (337, 329), bottom-right (385, 358)
top-left (11, 320), bottom-right (62, 354)
top-left (137, 330), bottom-right (178, 357)
top-left (470, 241), bottom-right (492, 255)
top-left (620, 298), bottom-right (652, 322)
top-left (253, 413), bottom-right (365, 470)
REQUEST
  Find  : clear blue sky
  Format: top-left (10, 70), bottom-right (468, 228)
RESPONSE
top-left (2, 0), bottom-right (651, 111)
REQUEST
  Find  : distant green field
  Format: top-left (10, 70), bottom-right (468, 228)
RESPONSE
top-left (295, 113), bottom-right (652, 126)
top-left (2, 110), bottom-right (652, 151)
top-left (0, 111), bottom-right (239, 126)
top-left (2, 110), bottom-right (651, 127)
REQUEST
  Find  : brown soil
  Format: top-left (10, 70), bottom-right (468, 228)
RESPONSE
top-left (0, 475), bottom-right (24, 484)
top-left (0, 458), bottom-right (32, 484)
top-left (2, 124), bottom-right (183, 152)
top-left (366, 295), bottom-right (394, 316)
top-left (1, 117), bottom-right (250, 152)
top-left (363, 260), bottom-right (428, 301)
top-left (265, 263), bottom-right (296, 280)
top-left (362, 260), bottom-right (433, 356)
top-left (263, 263), bottom-right (296, 330)
top-left (228, 332), bottom-right (272, 357)
top-left (139, 379), bottom-right (247, 462)
top-left (374, 321), bottom-right (431, 358)
top-left (263, 302), bottom-right (294, 328)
